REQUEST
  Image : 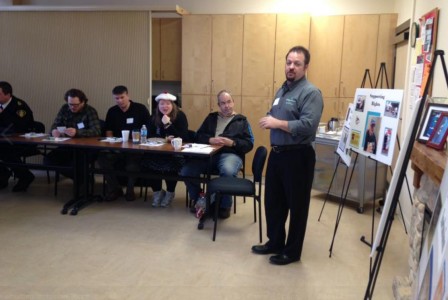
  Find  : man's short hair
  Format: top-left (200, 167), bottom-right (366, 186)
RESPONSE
top-left (0, 81), bottom-right (13, 96)
top-left (216, 89), bottom-right (233, 104)
top-left (286, 46), bottom-right (310, 65)
top-left (112, 85), bottom-right (128, 95)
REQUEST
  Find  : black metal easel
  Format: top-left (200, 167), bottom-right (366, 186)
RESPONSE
top-left (364, 50), bottom-right (448, 299)
top-left (318, 69), bottom-right (373, 222)
top-left (324, 69), bottom-right (374, 257)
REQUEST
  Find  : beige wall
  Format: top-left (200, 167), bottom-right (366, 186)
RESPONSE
top-left (0, 11), bottom-right (151, 131)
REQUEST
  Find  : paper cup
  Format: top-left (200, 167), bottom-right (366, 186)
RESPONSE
top-left (121, 130), bottom-right (130, 142)
top-left (171, 137), bottom-right (182, 150)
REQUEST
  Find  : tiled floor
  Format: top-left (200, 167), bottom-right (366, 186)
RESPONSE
top-left (0, 172), bottom-right (409, 299)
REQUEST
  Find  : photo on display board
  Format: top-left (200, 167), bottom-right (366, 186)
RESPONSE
top-left (384, 100), bottom-right (400, 118)
top-left (363, 114), bottom-right (381, 155)
top-left (381, 127), bottom-right (393, 156)
top-left (417, 103), bottom-right (448, 143)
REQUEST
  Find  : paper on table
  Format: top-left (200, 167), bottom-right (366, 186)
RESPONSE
top-left (140, 141), bottom-right (164, 147)
top-left (181, 143), bottom-right (214, 154)
top-left (21, 133), bottom-right (48, 138)
top-left (42, 137), bottom-right (71, 142)
top-left (100, 137), bottom-right (123, 143)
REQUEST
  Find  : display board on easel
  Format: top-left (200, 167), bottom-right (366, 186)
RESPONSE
top-left (348, 88), bottom-right (404, 166)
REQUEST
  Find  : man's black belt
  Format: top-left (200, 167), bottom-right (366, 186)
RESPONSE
top-left (271, 144), bottom-right (311, 153)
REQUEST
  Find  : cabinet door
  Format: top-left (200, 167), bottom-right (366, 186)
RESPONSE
top-left (274, 14), bottom-right (310, 94)
top-left (160, 18), bottom-right (181, 81)
top-left (242, 95), bottom-right (271, 174)
top-left (182, 15), bottom-right (212, 94)
top-left (375, 14), bottom-right (398, 88)
top-left (152, 18), bottom-right (161, 80)
top-left (339, 97), bottom-right (355, 121)
top-left (307, 16), bottom-right (344, 98)
top-left (321, 97), bottom-right (339, 125)
top-left (181, 94), bottom-right (212, 131)
top-left (242, 14), bottom-right (276, 97)
top-left (211, 15), bottom-right (244, 97)
top-left (340, 15), bottom-right (379, 97)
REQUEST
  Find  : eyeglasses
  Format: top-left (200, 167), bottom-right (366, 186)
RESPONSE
top-left (68, 102), bottom-right (82, 108)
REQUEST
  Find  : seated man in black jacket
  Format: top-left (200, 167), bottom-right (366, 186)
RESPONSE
top-left (180, 90), bottom-right (254, 219)
top-left (0, 81), bottom-right (35, 192)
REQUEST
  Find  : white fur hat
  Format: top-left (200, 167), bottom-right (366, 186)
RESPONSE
top-left (155, 92), bottom-right (177, 102)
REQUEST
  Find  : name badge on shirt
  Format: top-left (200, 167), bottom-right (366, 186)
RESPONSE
top-left (126, 118), bottom-right (134, 124)
top-left (77, 122), bottom-right (85, 129)
top-left (273, 98), bottom-right (280, 106)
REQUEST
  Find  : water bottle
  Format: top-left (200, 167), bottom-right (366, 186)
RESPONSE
top-left (140, 125), bottom-right (148, 144)
top-left (195, 192), bottom-right (207, 219)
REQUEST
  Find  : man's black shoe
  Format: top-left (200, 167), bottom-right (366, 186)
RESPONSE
top-left (12, 173), bottom-right (35, 192)
top-left (218, 207), bottom-right (231, 219)
top-left (269, 254), bottom-right (300, 265)
top-left (251, 244), bottom-right (281, 255)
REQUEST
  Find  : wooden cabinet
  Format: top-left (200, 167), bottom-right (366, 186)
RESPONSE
top-left (182, 15), bottom-right (244, 130)
top-left (308, 16), bottom-right (344, 98)
top-left (152, 18), bottom-right (182, 81)
top-left (242, 14), bottom-right (276, 97)
top-left (308, 14), bottom-right (396, 120)
top-left (241, 96), bottom-right (271, 168)
top-left (274, 14), bottom-right (311, 93)
top-left (340, 15), bottom-right (379, 98)
top-left (182, 15), bottom-right (212, 95)
top-left (211, 15), bottom-right (244, 97)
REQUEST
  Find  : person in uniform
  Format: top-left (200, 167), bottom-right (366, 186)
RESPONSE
top-left (0, 81), bottom-right (36, 192)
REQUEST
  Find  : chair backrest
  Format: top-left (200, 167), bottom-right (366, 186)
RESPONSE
top-left (187, 129), bottom-right (196, 143)
top-left (99, 119), bottom-right (106, 136)
top-left (32, 121), bottom-right (45, 133)
top-left (251, 146), bottom-right (267, 182)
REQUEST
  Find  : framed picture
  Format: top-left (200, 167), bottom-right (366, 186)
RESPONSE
top-left (417, 103), bottom-right (448, 143)
top-left (427, 112), bottom-right (448, 150)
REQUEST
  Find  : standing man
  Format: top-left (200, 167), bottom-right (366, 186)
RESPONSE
top-left (181, 90), bottom-right (254, 219)
top-left (0, 81), bottom-right (36, 192)
top-left (44, 88), bottom-right (101, 179)
top-left (97, 85), bottom-right (150, 202)
top-left (252, 46), bottom-right (323, 265)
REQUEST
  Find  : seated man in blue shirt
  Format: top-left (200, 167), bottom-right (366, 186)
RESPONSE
top-left (180, 90), bottom-right (254, 219)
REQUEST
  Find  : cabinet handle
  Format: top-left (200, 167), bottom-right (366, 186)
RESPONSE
top-left (334, 87), bottom-right (337, 97)
top-left (342, 86), bottom-right (346, 97)
top-left (161, 71), bottom-right (164, 80)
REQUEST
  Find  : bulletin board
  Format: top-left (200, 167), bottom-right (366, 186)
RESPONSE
top-left (419, 8), bottom-right (439, 96)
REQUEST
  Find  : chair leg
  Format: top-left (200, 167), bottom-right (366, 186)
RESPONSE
top-left (258, 196), bottom-right (262, 243)
top-left (54, 171), bottom-right (59, 196)
top-left (46, 170), bottom-right (51, 184)
top-left (234, 195), bottom-right (237, 214)
top-left (144, 186), bottom-right (148, 202)
top-left (212, 193), bottom-right (221, 241)
top-left (253, 196), bottom-right (257, 223)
